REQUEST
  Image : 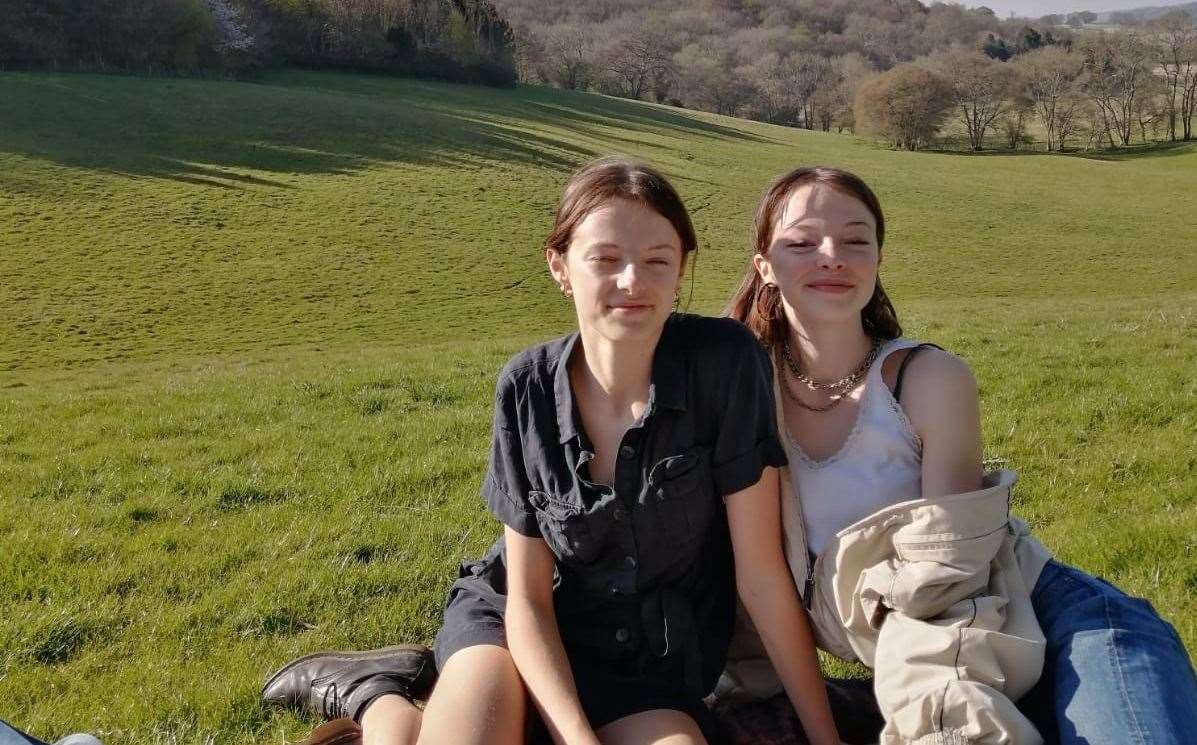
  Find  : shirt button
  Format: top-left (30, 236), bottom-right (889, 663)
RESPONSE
top-left (612, 507), bottom-right (625, 521)
top-left (624, 555), bottom-right (637, 569)
top-left (615, 627), bottom-right (630, 643)
top-left (609, 584), bottom-right (621, 595)
top-left (619, 445), bottom-right (636, 460)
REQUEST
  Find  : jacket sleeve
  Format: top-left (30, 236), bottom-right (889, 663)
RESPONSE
top-left (847, 475), bottom-right (1047, 744)
top-left (868, 538), bottom-right (1046, 745)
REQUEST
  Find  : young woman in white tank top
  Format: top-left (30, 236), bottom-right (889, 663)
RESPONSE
top-left (725, 166), bottom-right (1197, 744)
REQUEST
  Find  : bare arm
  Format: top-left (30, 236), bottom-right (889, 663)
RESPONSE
top-left (504, 526), bottom-right (602, 745)
top-left (727, 466), bottom-right (841, 745)
top-left (899, 350), bottom-right (984, 497)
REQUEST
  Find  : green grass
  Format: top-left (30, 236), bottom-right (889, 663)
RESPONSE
top-left (1, 70), bottom-right (1195, 743)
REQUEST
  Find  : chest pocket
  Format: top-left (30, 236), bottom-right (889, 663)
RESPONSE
top-left (647, 447), bottom-right (715, 550)
top-left (529, 490), bottom-right (605, 565)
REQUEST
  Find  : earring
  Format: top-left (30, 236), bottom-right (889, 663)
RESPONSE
top-left (755, 282), bottom-right (780, 320)
top-left (672, 289), bottom-right (680, 312)
top-left (560, 284), bottom-right (573, 298)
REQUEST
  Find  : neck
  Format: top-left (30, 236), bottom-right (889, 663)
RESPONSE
top-left (573, 326), bottom-right (657, 411)
top-left (786, 315), bottom-right (874, 381)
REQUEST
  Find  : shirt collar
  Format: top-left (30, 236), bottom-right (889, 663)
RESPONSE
top-left (553, 317), bottom-right (689, 445)
top-left (554, 333), bottom-right (582, 445)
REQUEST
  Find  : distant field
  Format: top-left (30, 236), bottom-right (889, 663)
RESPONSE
top-left (1, 71), bottom-right (1195, 744)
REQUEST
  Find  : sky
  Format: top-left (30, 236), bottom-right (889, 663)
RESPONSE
top-left (961, 0), bottom-right (1193, 18)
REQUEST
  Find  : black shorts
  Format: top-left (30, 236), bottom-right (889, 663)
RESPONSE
top-left (433, 553), bottom-right (724, 743)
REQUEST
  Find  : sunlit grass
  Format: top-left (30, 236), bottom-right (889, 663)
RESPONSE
top-left (1, 70), bottom-right (1195, 743)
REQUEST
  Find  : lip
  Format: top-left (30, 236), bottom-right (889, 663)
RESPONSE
top-left (806, 280), bottom-right (855, 293)
top-left (608, 303), bottom-right (654, 313)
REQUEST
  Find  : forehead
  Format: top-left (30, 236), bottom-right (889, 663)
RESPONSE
top-left (777, 183), bottom-right (874, 230)
top-left (571, 198), bottom-right (682, 249)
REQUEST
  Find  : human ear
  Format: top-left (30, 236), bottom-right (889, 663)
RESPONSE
top-left (546, 248), bottom-right (570, 294)
top-left (752, 252), bottom-right (777, 286)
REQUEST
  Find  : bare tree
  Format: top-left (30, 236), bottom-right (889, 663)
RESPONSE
top-left (1015, 45), bottom-right (1085, 151)
top-left (1081, 30), bottom-right (1152, 147)
top-left (998, 92), bottom-right (1035, 148)
top-left (826, 52), bottom-right (876, 132)
top-left (929, 49), bottom-right (1017, 150)
top-left (534, 22), bottom-right (595, 89)
top-left (673, 37), bottom-right (755, 116)
top-left (1148, 11), bottom-right (1197, 141)
top-left (602, 26), bottom-right (676, 100)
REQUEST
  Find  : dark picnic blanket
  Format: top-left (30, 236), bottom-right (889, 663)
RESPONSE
top-left (713, 678), bottom-right (885, 745)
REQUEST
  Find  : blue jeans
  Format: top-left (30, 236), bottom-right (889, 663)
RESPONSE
top-left (1018, 560), bottom-right (1197, 744)
top-left (0, 720), bottom-right (47, 745)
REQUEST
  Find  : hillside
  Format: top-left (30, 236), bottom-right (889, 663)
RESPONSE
top-left (1, 71), bottom-right (1195, 744)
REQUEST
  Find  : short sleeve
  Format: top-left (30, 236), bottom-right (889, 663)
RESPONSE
top-left (482, 375), bottom-right (540, 537)
top-left (711, 330), bottom-right (787, 496)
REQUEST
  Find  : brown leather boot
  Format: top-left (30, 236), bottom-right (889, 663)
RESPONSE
top-left (300, 718), bottom-right (361, 745)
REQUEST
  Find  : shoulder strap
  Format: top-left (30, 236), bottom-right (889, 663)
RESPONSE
top-left (893, 343), bottom-right (944, 403)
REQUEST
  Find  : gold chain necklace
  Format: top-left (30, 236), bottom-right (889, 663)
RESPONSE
top-left (781, 338), bottom-right (881, 413)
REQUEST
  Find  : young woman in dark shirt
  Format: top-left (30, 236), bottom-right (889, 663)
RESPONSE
top-left (264, 159), bottom-right (840, 745)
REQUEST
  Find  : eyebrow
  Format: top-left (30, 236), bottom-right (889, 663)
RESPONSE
top-left (783, 218), bottom-right (873, 230)
top-left (583, 242), bottom-right (678, 252)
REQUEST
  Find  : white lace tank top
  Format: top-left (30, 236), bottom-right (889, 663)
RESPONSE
top-left (785, 338), bottom-right (925, 557)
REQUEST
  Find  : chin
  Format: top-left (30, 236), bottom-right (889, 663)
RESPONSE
top-left (594, 313), bottom-right (667, 342)
top-left (796, 299), bottom-right (867, 326)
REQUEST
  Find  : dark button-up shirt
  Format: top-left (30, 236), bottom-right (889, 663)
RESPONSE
top-left (482, 314), bottom-right (786, 695)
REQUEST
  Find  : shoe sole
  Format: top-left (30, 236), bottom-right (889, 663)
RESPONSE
top-left (261, 644), bottom-right (432, 701)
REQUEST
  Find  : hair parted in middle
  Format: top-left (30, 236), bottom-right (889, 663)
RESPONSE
top-left (725, 165), bottom-right (902, 357)
top-left (543, 157), bottom-right (697, 260)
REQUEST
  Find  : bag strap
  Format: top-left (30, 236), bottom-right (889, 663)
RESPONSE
top-left (893, 343), bottom-right (944, 403)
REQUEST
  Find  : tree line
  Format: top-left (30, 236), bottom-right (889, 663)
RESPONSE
top-left (0, 0), bottom-right (518, 86)
top-left (857, 12), bottom-right (1197, 150)
top-left (494, 0), bottom-right (1197, 150)
top-left (3, 0), bottom-right (1194, 150)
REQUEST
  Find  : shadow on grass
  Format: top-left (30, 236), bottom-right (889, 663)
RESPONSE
top-left (1064, 139), bottom-right (1197, 161)
top-left (0, 70), bottom-right (775, 189)
top-left (920, 139), bottom-right (1197, 161)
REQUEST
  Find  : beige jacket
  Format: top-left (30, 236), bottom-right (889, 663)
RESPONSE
top-left (720, 437), bottom-right (1054, 744)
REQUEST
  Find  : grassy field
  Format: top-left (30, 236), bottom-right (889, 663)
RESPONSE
top-left (1, 70), bottom-right (1195, 744)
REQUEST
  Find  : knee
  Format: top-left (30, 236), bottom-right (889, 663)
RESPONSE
top-left (431, 644), bottom-right (526, 708)
top-left (418, 645), bottom-right (527, 745)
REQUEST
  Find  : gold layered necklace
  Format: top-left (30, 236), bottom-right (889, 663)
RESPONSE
top-left (781, 338), bottom-right (881, 413)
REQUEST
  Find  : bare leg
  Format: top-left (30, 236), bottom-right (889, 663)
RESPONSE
top-left (413, 645), bottom-right (526, 745)
top-left (360, 694), bottom-right (422, 745)
top-left (597, 709), bottom-right (707, 745)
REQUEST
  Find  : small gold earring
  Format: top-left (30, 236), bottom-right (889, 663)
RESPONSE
top-left (561, 285), bottom-right (573, 298)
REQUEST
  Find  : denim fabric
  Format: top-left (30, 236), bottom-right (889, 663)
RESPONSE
top-left (0, 721), bottom-right (47, 745)
top-left (1018, 560), bottom-right (1197, 745)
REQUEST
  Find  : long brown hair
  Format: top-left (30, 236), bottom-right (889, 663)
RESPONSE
top-left (725, 166), bottom-right (901, 357)
top-left (544, 157), bottom-right (697, 260)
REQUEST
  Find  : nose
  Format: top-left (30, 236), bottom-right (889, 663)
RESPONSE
top-left (615, 261), bottom-right (642, 292)
top-left (815, 237), bottom-right (846, 270)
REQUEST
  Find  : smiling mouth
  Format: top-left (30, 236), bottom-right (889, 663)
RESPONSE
top-left (807, 282), bottom-right (855, 292)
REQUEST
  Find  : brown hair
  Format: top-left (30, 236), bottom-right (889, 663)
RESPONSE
top-left (544, 157), bottom-right (697, 260)
top-left (725, 166), bottom-right (901, 355)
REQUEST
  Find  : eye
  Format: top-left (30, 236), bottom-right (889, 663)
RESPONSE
top-left (590, 255), bottom-right (617, 263)
top-left (647, 258), bottom-right (672, 266)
